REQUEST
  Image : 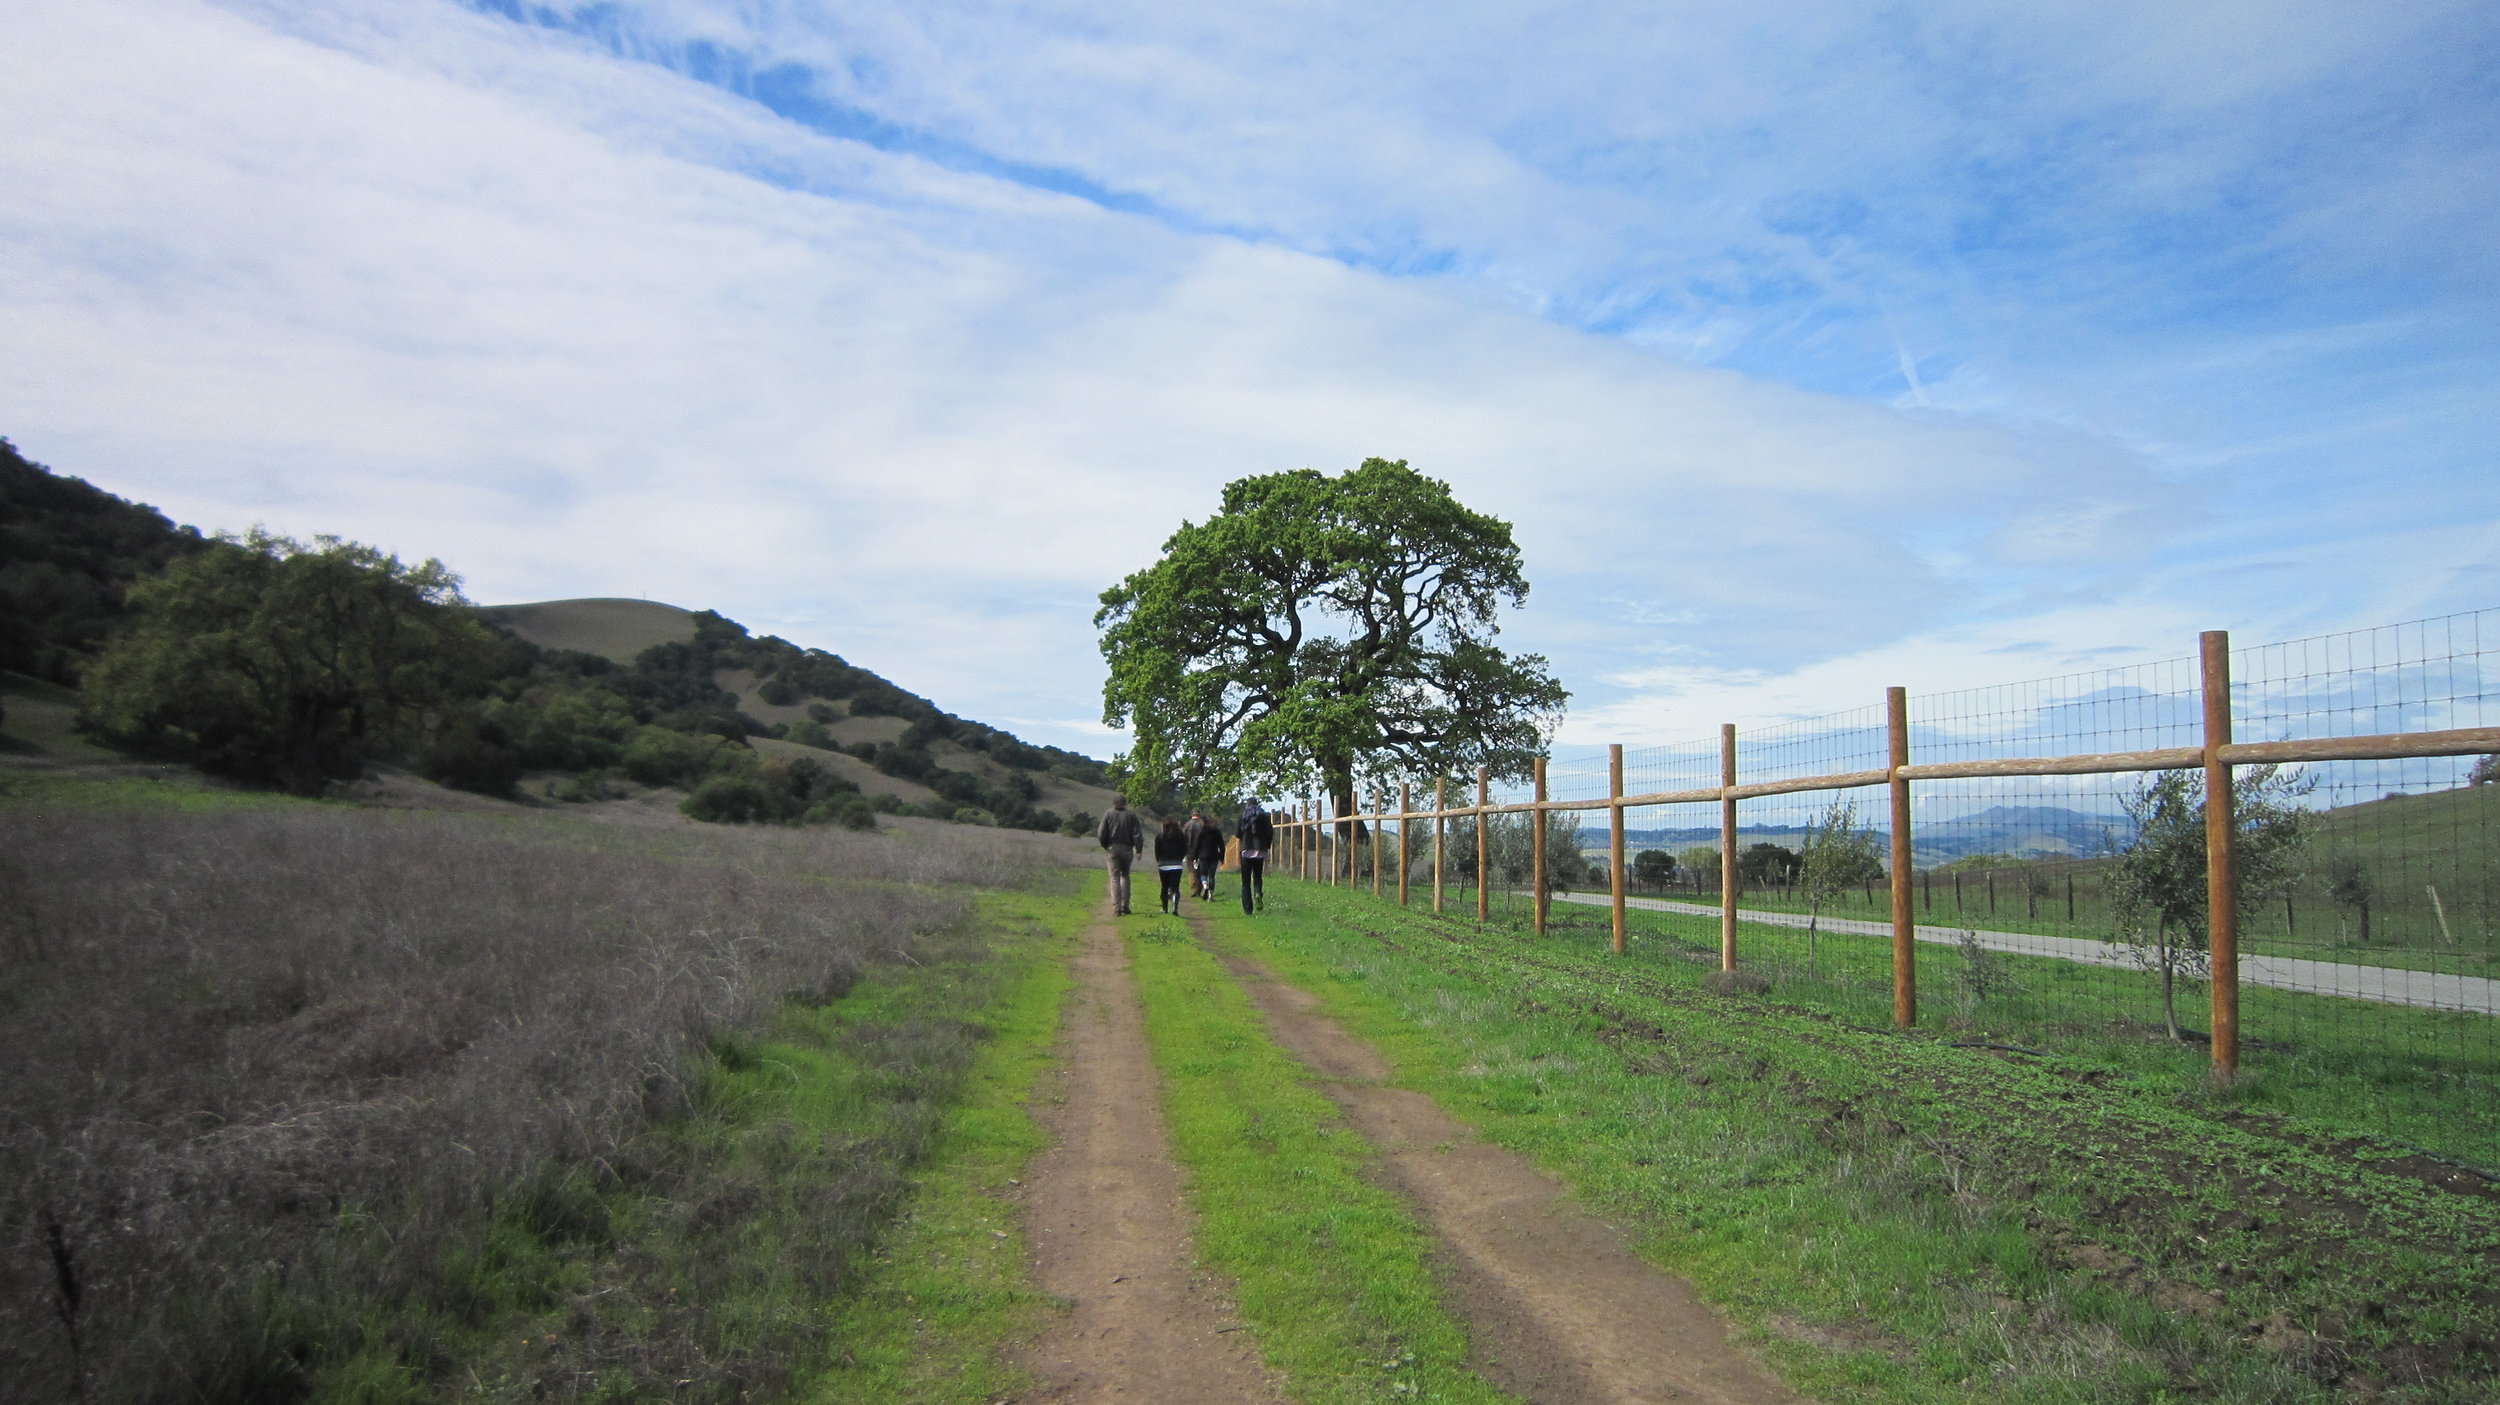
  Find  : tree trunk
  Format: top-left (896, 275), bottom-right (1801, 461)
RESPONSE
top-left (1326, 768), bottom-right (1363, 885)
top-left (2158, 917), bottom-right (2181, 1042)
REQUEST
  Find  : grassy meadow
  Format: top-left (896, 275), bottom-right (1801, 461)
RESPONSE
top-left (0, 774), bottom-right (1091, 1403)
top-left (1220, 878), bottom-right (2500, 1404)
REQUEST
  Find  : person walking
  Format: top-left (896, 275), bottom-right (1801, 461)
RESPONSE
top-left (1097, 796), bottom-right (1144, 915)
top-left (1153, 817), bottom-right (1190, 914)
top-left (1190, 811), bottom-right (1226, 900)
top-left (1235, 799), bottom-right (1274, 914)
top-left (1180, 809), bottom-right (1207, 897)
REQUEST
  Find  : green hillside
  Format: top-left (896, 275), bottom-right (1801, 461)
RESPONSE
top-left (0, 446), bottom-right (1119, 833)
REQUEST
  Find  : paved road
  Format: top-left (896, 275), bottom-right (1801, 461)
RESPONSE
top-left (1553, 892), bottom-right (2500, 1016)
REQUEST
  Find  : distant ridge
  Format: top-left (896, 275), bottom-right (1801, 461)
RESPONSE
top-left (482, 598), bottom-right (697, 665)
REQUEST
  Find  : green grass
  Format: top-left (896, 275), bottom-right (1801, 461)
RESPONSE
top-left (0, 669), bottom-right (120, 760)
top-left (1212, 879), bottom-right (2500, 1405)
top-left (1557, 896), bottom-right (2500, 1171)
top-left (0, 764), bottom-right (302, 812)
top-left (809, 880), bottom-right (1089, 1403)
top-left (1408, 870), bottom-right (2500, 1170)
top-left (1123, 908), bottom-right (1519, 1405)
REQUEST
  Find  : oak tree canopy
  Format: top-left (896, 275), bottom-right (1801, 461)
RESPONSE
top-left (1096, 458), bottom-right (1566, 826)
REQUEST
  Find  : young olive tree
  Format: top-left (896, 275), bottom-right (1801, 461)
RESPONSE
top-left (1798, 797), bottom-right (1886, 971)
top-left (2108, 765), bottom-right (2312, 1041)
top-left (1097, 459), bottom-right (1567, 845)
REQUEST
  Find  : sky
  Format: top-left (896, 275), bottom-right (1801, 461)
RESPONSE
top-left (4, 0), bottom-right (2497, 760)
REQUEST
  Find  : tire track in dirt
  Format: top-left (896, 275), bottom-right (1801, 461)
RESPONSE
top-left (1187, 908), bottom-right (1812, 1405)
top-left (1013, 903), bottom-right (1285, 1404)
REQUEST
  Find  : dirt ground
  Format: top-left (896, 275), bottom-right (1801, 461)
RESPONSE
top-left (1012, 906), bottom-right (1285, 1403)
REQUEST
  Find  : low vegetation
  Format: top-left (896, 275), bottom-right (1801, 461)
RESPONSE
top-left (1227, 880), bottom-right (2500, 1403)
top-left (0, 780), bottom-right (1084, 1402)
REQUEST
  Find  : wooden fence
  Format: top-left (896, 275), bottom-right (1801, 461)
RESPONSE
top-left (1271, 629), bottom-right (2500, 1077)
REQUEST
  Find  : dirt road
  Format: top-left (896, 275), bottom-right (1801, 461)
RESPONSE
top-left (1016, 895), bottom-right (1808, 1404)
top-left (1013, 908), bottom-right (1283, 1403)
top-left (1188, 909), bottom-right (1810, 1405)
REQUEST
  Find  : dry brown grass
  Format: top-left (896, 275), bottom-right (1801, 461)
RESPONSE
top-left (0, 801), bottom-right (1079, 1402)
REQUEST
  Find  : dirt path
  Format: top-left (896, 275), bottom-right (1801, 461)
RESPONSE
top-left (1189, 910), bottom-right (1811, 1405)
top-left (1013, 905), bottom-right (1283, 1403)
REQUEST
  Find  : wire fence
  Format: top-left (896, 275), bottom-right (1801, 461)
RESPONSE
top-left (1275, 611), bottom-right (2500, 1173)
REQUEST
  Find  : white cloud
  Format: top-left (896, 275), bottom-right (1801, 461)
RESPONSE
top-left (2, 0), bottom-right (2493, 762)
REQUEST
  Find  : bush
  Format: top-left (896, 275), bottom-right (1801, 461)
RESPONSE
top-left (804, 793), bottom-right (878, 830)
top-left (622, 726), bottom-right (722, 789)
top-left (783, 719), bottom-right (835, 750)
top-left (556, 768), bottom-right (620, 803)
top-left (805, 702), bottom-right (837, 724)
top-left (419, 709), bottom-right (525, 797)
top-left (755, 676), bottom-right (801, 707)
top-left (682, 774), bottom-right (783, 824)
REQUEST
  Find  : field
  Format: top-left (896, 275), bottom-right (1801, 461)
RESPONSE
top-left (1223, 879), bottom-right (2500, 1403)
top-left (9, 739), bottom-right (2497, 1403)
top-left (0, 770), bottom-right (1092, 1403)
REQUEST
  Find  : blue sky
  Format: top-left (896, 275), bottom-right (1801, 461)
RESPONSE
top-left (3, 0), bottom-right (2496, 757)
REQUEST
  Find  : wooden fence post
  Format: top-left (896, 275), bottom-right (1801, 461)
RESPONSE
top-left (1398, 783), bottom-right (1412, 907)
top-left (1888, 686), bottom-right (1917, 1028)
top-left (1610, 744), bottom-right (1627, 954)
top-left (1532, 756), bottom-right (1549, 936)
top-left (1720, 725), bottom-right (1738, 971)
top-left (1476, 765), bottom-right (1492, 923)
top-left (1373, 787), bottom-right (1385, 898)
top-left (1432, 778), bottom-right (1447, 914)
top-left (1331, 793), bottom-right (1341, 886)
top-left (2204, 630), bottom-right (2241, 1079)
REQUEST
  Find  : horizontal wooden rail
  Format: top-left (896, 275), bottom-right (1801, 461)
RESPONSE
top-left (1271, 725), bottom-right (2500, 827)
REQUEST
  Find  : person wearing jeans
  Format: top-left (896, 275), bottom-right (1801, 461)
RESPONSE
top-left (1154, 817), bottom-right (1189, 914)
top-left (1097, 796), bottom-right (1144, 915)
top-left (1235, 798), bottom-right (1274, 914)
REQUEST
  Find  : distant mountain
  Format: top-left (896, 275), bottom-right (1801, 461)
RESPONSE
top-left (1580, 805), bottom-right (2131, 868)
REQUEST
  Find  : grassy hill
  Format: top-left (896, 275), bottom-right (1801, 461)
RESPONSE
top-left (0, 445), bottom-right (1122, 834)
top-left (483, 597), bottom-right (698, 663)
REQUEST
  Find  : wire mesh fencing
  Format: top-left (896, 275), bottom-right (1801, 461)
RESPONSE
top-left (1273, 609), bottom-right (2500, 1172)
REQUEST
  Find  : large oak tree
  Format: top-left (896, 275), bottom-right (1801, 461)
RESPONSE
top-left (1097, 458), bottom-right (1566, 834)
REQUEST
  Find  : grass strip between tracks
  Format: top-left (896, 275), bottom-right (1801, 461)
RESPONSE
top-left (1124, 909), bottom-right (1519, 1405)
top-left (1205, 882), bottom-right (2500, 1405)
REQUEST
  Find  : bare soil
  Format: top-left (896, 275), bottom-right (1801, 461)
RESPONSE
top-left (1013, 904), bottom-right (1284, 1403)
top-left (1189, 911), bottom-right (1812, 1405)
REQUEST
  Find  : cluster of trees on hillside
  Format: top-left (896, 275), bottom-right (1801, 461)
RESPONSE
top-left (0, 439), bottom-right (208, 683)
top-left (2, 441), bottom-right (1104, 832)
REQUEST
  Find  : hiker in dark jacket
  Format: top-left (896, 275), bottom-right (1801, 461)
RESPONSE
top-left (1097, 797), bottom-right (1145, 915)
top-left (1235, 799), bottom-right (1275, 914)
top-left (1189, 813), bottom-right (1226, 900)
top-left (1153, 817), bottom-right (1190, 914)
